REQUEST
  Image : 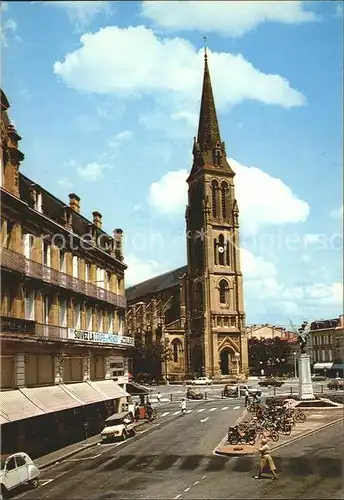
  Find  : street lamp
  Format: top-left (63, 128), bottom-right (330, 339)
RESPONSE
top-left (293, 352), bottom-right (297, 378)
top-left (235, 352), bottom-right (240, 398)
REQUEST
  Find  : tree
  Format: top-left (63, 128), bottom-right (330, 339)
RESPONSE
top-left (132, 337), bottom-right (173, 381)
top-left (248, 337), bottom-right (291, 375)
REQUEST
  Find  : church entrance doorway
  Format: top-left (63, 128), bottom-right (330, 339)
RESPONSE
top-left (220, 349), bottom-right (231, 376)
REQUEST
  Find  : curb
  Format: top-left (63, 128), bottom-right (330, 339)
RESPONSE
top-left (214, 416), bottom-right (343, 458)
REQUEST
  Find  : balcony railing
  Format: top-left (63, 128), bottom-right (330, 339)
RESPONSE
top-left (0, 247), bottom-right (126, 308)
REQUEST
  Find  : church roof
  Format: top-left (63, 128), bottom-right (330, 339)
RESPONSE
top-left (126, 265), bottom-right (187, 302)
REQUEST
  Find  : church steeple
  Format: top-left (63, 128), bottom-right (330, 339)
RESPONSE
top-left (197, 49), bottom-right (221, 152)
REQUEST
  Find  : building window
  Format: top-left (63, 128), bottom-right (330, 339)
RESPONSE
top-left (221, 181), bottom-right (228, 219)
top-left (26, 354), bottom-right (54, 386)
top-left (42, 295), bottom-right (51, 324)
top-left (213, 239), bottom-right (218, 265)
top-left (23, 233), bottom-right (34, 259)
top-left (43, 241), bottom-right (51, 267)
top-left (97, 310), bottom-right (103, 332)
top-left (63, 357), bottom-right (83, 383)
top-left (107, 311), bottom-right (114, 333)
top-left (85, 263), bottom-right (91, 282)
top-left (59, 251), bottom-right (66, 273)
top-left (90, 356), bottom-right (105, 380)
top-left (24, 289), bottom-right (35, 321)
top-left (118, 312), bottom-right (124, 334)
top-left (172, 340), bottom-right (182, 363)
top-left (72, 255), bottom-right (79, 278)
top-left (218, 234), bottom-right (225, 266)
top-left (117, 277), bottom-right (121, 294)
top-left (211, 180), bottom-right (218, 218)
top-left (219, 279), bottom-right (229, 305)
top-left (86, 306), bottom-right (92, 330)
top-left (59, 298), bottom-right (67, 327)
top-left (226, 240), bottom-right (230, 266)
top-left (74, 302), bottom-right (81, 329)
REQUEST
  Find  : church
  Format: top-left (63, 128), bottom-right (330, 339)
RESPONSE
top-left (126, 50), bottom-right (248, 381)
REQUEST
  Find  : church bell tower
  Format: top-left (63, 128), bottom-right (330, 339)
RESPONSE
top-left (185, 49), bottom-right (248, 379)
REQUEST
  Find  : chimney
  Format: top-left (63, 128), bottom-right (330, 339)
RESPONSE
top-left (113, 228), bottom-right (124, 261)
top-left (69, 193), bottom-right (80, 213)
top-left (92, 211), bottom-right (102, 229)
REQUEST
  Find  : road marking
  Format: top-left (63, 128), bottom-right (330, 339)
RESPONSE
top-left (161, 412), bottom-right (170, 417)
top-left (202, 475), bottom-right (207, 479)
top-left (209, 407), bottom-right (216, 412)
top-left (193, 481), bottom-right (200, 485)
top-left (197, 408), bottom-right (205, 412)
top-left (175, 495), bottom-right (181, 499)
top-left (184, 487), bottom-right (190, 492)
top-left (39, 479), bottom-right (54, 486)
top-left (186, 410), bottom-right (193, 414)
top-left (200, 417), bottom-right (209, 422)
top-left (221, 406), bottom-right (229, 410)
top-left (173, 411), bottom-right (181, 415)
top-left (66, 454), bottom-right (101, 461)
top-left (233, 406), bottom-right (240, 410)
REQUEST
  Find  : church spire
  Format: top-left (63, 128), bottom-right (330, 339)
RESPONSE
top-left (197, 45), bottom-right (221, 152)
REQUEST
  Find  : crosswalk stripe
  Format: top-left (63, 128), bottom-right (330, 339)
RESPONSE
top-left (233, 406), bottom-right (240, 410)
top-left (221, 406), bottom-right (229, 410)
top-left (173, 411), bottom-right (181, 415)
top-left (186, 410), bottom-right (193, 414)
top-left (209, 407), bottom-right (216, 412)
top-left (197, 409), bottom-right (205, 412)
top-left (161, 412), bottom-right (170, 417)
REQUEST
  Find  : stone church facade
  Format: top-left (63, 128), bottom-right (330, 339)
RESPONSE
top-left (126, 51), bottom-right (248, 380)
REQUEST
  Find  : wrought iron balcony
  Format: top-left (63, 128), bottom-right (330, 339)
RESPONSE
top-left (0, 247), bottom-right (126, 308)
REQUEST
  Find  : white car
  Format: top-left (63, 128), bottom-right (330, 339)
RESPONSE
top-left (100, 411), bottom-right (137, 442)
top-left (0, 452), bottom-right (40, 496)
top-left (192, 377), bottom-right (213, 386)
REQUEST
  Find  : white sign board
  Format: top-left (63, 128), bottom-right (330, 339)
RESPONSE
top-left (67, 329), bottom-right (135, 346)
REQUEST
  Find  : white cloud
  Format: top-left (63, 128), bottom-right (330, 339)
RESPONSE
top-left (330, 204), bottom-right (343, 219)
top-left (141, 1), bottom-right (318, 37)
top-left (241, 248), bottom-right (278, 280)
top-left (148, 159), bottom-right (309, 234)
top-left (76, 162), bottom-right (111, 182)
top-left (109, 129), bottom-right (133, 149)
top-left (57, 178), bottom-right (73, 189)
top-left (45, 1), bottom-right (110, 28)
top-left (54, 25), bottom-right (305, 120)
top-left (149, 169), bottom-right (188, 214)
top-left (1, 18), bottom-right (17, 47)
top-left (303, 233), bottom-right (323, 247)
top-left (125, 254), bottom-right (168, 287)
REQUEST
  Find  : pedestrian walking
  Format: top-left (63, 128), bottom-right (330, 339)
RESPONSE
top-left (157, 391), bottom-right (162, 404)
top-left (134, 402), bottom-right (140, 422)
top-left (254, 439), bottom-right (278, 480)
top-left (244, 388), bottom-right (250, 407)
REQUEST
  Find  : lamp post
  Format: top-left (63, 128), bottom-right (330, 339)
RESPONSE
top-left (293, 352), bottom-right (297, 378)
top-left (235, 352), bottom-right (240, 398)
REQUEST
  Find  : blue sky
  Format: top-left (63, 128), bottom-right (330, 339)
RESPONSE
top-left (2, 0), bottom-right (343, 326)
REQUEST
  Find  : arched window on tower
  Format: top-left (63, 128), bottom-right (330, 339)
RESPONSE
top-left (213, 238), bottom-right (218, 265)
top-left (211, 180), bottom-right (219, 218)
top-left (226, 239), bottom-right (230, 266)
top-left (221, 181), bottom-right (228, 220)
top-left (218, 234), bottom-right (225, 266)
top-left (219, 279), bottom-right (230, 305)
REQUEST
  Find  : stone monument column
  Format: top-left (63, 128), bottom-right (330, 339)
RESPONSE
top-left (298, 354), bottom-right (315, 400)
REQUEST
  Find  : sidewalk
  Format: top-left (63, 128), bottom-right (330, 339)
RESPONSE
top-left (35, 419), bottom-right (147, 470)
top-left (215, 408), bottom-right (343, 457)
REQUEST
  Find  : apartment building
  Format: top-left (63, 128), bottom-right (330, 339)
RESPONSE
top-left (0, 89), bottom-right (133, 457)
top-left (311, 315), bottom-right (344, 377)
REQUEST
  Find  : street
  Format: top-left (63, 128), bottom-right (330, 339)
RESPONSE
top-left (14, 399), bottom-right (343, 500)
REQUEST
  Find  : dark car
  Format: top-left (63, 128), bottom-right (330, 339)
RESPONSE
top-left (312, 374), bottom-right (327, 382)
top-left (186, 387), bottom-right (203, 400)
top-left (258, 378), bottom-right (284, 387)
top-left (328, 379), bottom-right (344, 390)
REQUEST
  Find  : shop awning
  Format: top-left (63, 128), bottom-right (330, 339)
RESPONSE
top-left (62, 382), bottom-right (110, 405)
top-left (125, 382), bottom-right (149, 395)
top-left (313, 363), bottom-right (334, 370)
top-left (0, 413), bottom-right (9, 425)
top-left (0, 390), bottom-right (45, 423)
top-left (88, 380), bottom-right (130, 399)
top-left (20, 385), bottom-right (82, 413)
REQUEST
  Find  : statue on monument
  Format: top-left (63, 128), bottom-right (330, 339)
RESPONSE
top-left (298, 320), bottom-right (312, 354)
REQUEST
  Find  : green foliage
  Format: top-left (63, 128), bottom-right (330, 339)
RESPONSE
top-left (133, 338), bottom-right (173, 379)
top-left (248, 337), bottom-right (291, 375)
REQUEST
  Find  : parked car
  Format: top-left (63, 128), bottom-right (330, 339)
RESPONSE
top-left (258, 378), bottom-right (284, 387)
top-left (0, 452), bottom-right (40, 497)
top-left (186, 387), bottom-right (204, 400)
top-left (192, 377), bottom-right (213, 386)
top-left (311, 374), bottom-right (327, 382)
top-left (328, 379), bottom-right (344, 390)
top-left (100, 411), bottom-right (137, 442)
